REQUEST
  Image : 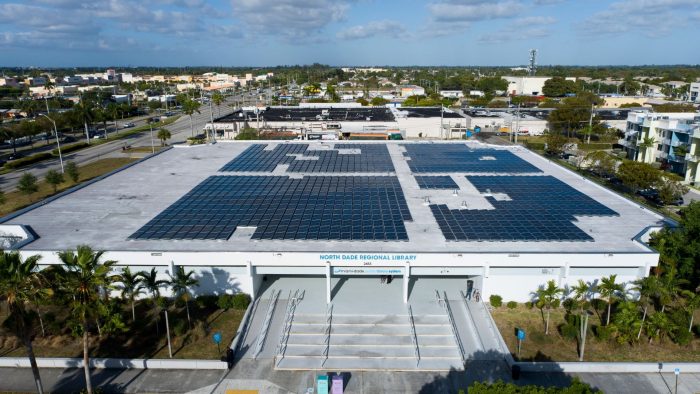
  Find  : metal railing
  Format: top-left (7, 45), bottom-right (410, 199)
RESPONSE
top-left (253, 289), bottom-right (280, 359)
top-left (407, 304), bottom-right (421, 367)
top-left (275, 289), bottom-right (305, 366)
top-left (460, 290), bottom-right (485, 353)
top-left (442, 291), bottom-right (466, 365)
top-left (321, 304), bottom-right (333, 367)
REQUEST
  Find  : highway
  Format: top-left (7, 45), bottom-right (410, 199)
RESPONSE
top-left (0, 99), bottom-right (237, 193)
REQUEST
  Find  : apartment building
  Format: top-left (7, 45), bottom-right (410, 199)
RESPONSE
top-left (620, 111), bottom-right (700, 184)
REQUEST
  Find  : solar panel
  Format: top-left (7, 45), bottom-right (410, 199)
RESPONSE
top-left (430, 175), bottom-right (618, 242)
top-left (130, 175), bottom-right (412, 241)
top-left (219, 143), bottom-right (395, 173)
top-left (402, 144), bottom-right (542, 173)
top-left (415, 175), bottom-right (459, 189)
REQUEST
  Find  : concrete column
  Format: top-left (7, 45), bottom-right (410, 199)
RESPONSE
top-left (326, 261), bottom-right (331, 304)
top-left (403, 262), bottom-right (410, 303)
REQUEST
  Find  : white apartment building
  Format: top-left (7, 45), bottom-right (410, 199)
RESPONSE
top-left (620, 111), bottom-right (700, 184)
top-left (503, 76), bottom-right (576, 96)
top-left (690, 82), bottom-right (700, 103)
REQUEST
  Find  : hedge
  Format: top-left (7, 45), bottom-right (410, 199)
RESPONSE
top-left (4, 152), bottom-right (53, 169)
top-left (53, 142), bottom-right (89, 156)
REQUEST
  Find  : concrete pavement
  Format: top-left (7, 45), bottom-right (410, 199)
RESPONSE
top-left (0, 100), bottom-right (235, 193)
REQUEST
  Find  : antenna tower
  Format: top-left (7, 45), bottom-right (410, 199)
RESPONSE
top-left (528, 49), bottom-right (537, 76)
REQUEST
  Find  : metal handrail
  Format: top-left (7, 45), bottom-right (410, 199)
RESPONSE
top-left (253, 290), bottom-right (280, 359)
top-left (407, 304), bottom-right (420, 367)
top-left (443, 291), bottom-right (466, 365)
top-left (275, 289), bottom-right (304, 365)
top-left (321, 304), bottom-right (333, 367)
top-left (460, 290), bottom-right (485, 352)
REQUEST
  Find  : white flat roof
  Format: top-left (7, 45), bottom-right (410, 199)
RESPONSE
top-left (7, 141), bottom-right (664, 254)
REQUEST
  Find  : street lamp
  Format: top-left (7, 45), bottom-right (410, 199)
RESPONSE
top-left (41, 114), bottom-right (64, 173)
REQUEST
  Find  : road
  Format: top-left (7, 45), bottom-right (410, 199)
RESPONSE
top-left (0, 99), bottom-right (237, 193)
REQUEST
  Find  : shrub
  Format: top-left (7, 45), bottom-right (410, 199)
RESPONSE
top-left (525, 301), bottom-right (535, 309)
top-left (173, 319), bottom-right (188, 337)
top-left (594, 325), bottom-right (612, 341)
top-left (672, 327), bottom-right (693, 346)
top-left (506, 301), bottom-right (518, 309)
top-left (559, 322), bottom-right (579, 340)
top-left (468, 378), bottom-right (600, 393)
top-left (4, 152), bottom-right (52, 169)
top-left (232, 293), bottom-right (251, 310)
top-left (526, 141), bottom-right (545, 151)
top-left (217, 294), bottom-right (234, 310)
top-left (53, 142), bottom-right (88, 156)
top-left (562, 298), bottom-right (576, 311)
top-left (196, 295), bottom-right (218, 309)
top-left (489, 295), bottom-right (502, 308)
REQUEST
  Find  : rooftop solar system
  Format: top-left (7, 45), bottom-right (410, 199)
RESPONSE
top-left (129, 175), bottom-right (412, 241)
top-left (402, 144), bottom-right (543, 173)
top-left (215, 107), bottom-right (396, 123)
top-left (400, 107), bottom-right (465, 119)
top-left (415, 176), bottom-right (459, 190)
top-left (430, 175), bottom-right (619, 242)
top-left (219, 143), bottom-right (395, 173)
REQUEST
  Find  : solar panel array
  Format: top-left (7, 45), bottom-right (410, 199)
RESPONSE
top-left (403, 144), bottom-right (542, 173)
top-left (430, 175), bottom-right (618, 242)
top-left (415, 175), bottom-right (459, 190)
top-left (130, 175), bottom-right (411, 241)
top-left (219, 143), bottom-right (395, 173)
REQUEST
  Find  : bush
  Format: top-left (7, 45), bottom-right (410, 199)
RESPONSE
top-left (195, 295), bottom-right (218, 309)
top-left (53, 142), bottom-right (88, 156)
top-left (468, 378), bottom-right (600, 393)
top-left (526, 141), bottom-right (546, 151)
top-left (559, 322), bottom-right (579, 340)
top-left (594, 325), bottom-right (612, 341)
top-left (232, 293), bottom-right (251, 310)
top-left (525, 301), bottom-right (535, 309)
top-left (672, 327), bottom-right (693, 346)
top-left (506, 301), bottom-right (518, 309)
top-left (489, 295), bottom-right (503, 308)
top-left (173, 319), bottom-right (188, 337)
top-left (4, 152), bottom-right (53, 169)
top-left (217, 294), bottom-right (234, 310)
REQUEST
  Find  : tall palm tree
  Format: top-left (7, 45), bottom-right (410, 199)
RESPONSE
top-left (211, 91), bottom-right (224, 118)
top-left (681, 288), bottom-right (700, 333)
top-left (0, 251), bottom-right (50, 394)
top-left (57, 245), bottom-right (118, 394)
top-left (536, 280), bottom-right (563, 335)
top-left (182, 99), bottom-right (201, 137)
top-left (632, 275), bottom-right (660, 340)
top-left (169, 266), bottom-right (199, 328)
top-left (598, 274), bottom-right (624, 326)
top-left (637, 136), bottom-right (655, 162)
top-left (571, 279), bottom-right (590, 315)
top-left (138, 268), bottom-right (170, 333)
top-left (114, 267), bottom-right (143, 322)
top-left (74, 99), bottom-right (94, 144)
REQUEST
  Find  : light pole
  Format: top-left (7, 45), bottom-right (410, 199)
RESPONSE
top-left (149, 121), bottom-right (155, 154)
top-left (41, 114), bottom-right (64, 173)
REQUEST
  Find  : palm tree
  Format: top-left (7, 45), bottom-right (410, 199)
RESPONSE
top-left (138, 268), bottom-right (170, 333)
top-left (536, 280), bottom-right (563, 335)
top-left (57, 245), bottom-right (119, 394)
top-left (182, 99), bottom-right (201, 137)
top-left (571, 279), bottom-right (590, 315)
top-left (632, 275), bottom-right (660, 340)
top-left (0, 251), bottom-right (50, 394)
top-left (646, 311), bottom-right (675, 344)
top-left (598, 274), bottom-right (624, 326)
top-left (637, 136), bottom-right (655, 162)
top-left (157, 128), bottom-right (172, 146)
top-left (680, 288), bottom-right (700, 333)
top-left (74, 99), bottom-right (94, 144)
top-left (169, 266), bottom-right (199, 328)
top-left (211, 91), bottom-right (224, 118)
top-left (114, 267), bottom-right (143, 322)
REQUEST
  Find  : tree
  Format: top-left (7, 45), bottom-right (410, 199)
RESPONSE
top-left (476, 77), bottom-right (508, 96)
top-left (355, 97), bottom-right (369, 106)
top-left (211, 91), bottom-right (224, 118)
top-left (139, 267), bottom-right (170, 333)
top-left (18, 172), bottom-right (39, 200)
top-left (598, 274), bottom-right (624, 326)
top-left (44, 169), bottom-right (64, 193)
top-left (632, 275), bottom-right (661, 340)
top-left (585, 150), bottom-right (616, 176)
top-left (636, 136), bottom-right (655, 162)
top-left (543, 131), bottom-right (569, 156)
top-left (0, 251), bottom-right (50, 394)
top-left (74, 100), bottom-right (94, 144)
top-left (535, 280), bottom-right (563, 335)
top-left (542, 76), bottom-right (578, 97)
top-left (370, 96), bottom-right (388, 106)
top-left (680, 288), bottom-right (700, 333)
top-left (57, 245), bottom-right (122, 394)
top-left (612, 301), bottom-right (641, 344)
top-left (646, 311), bottom-right (675, 343)
top-left (182, 99), bottom-right (201, 137)
top-left (157, 128), bottom-right (172, 146)
top-left (571, 279), bottom-right (590, 315)
top-left (616, 160), bottom-right (661, 192)
top-left (65, 161), bottom-right (80, 183)
top-left (169, 266), bottom-right (199, 328)
top-left (114, 267), bottom-right (143, 322)
top-left (657, 175), bottom-right (688, 205)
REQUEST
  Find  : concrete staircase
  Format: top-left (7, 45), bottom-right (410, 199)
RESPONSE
top-left (275, 313), bottom-right (464, 371)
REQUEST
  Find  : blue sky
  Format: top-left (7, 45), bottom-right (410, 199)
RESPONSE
top-left (1, 0), bottom-right (699, 67)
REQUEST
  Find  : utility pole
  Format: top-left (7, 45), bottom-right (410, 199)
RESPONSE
top-left (440, 105), bottom-right (444, 140)
top-left (514, 104), bottom-right (521, 144)
top-left (209, 99), bottom-right (216, 143)
top-left (587, 103), bottom-right (594, 144)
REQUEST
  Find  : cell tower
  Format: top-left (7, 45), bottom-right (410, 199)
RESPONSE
top-left (528, 49), bottom-right (537, 76)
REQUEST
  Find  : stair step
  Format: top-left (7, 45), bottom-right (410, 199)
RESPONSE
top-left (286, 334), bottom-right (456, 347)
top-left (275, 356), bottom-right (464, 371)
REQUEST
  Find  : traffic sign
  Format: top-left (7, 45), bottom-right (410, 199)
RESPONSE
top-left (213, 332), bottom-right (222, 344)
top-left (674, 368), bottom-right (680, 375)
top-left (517, 329), bottom-right (526, 341)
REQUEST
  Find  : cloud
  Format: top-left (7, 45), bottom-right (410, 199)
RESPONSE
top-left (478, 16), bottom-right (556, 43)
top-left (336, 20), bottom-right (406, 40)
top-left (580, 0), bottom-right (700, 38)
top-left (231, 0), bottom-right (352, 40)
top-left (423, 0), bottom-right (526, 37)
top-left (533, 0), bottom-right (565, 4)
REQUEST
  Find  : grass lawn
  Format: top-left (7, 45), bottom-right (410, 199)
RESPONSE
top-left (491, 305), bottom-right (700, 362)
top-left (124, 146), bottom-right (167, 154)
top-left (0, 300), bottom-right (245, 360)
top-left (0, 157), bottom-right (137, 216)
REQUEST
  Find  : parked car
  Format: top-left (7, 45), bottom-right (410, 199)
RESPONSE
top-left (62, 136), bottom-right (76, 143)
top-left (123, 122), bottom-right (135, 128)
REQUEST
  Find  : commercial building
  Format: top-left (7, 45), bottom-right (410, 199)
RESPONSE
top-left (620, 111), bottom-right (700, 184)
top-left (1, 141), bottom-right (663, 369)
top-left (690, 82), bottom-right (700, 103)
top-left (400, 85), bottom-right (426, 97)
top-left (504, 76), bottom-right (576, 96)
